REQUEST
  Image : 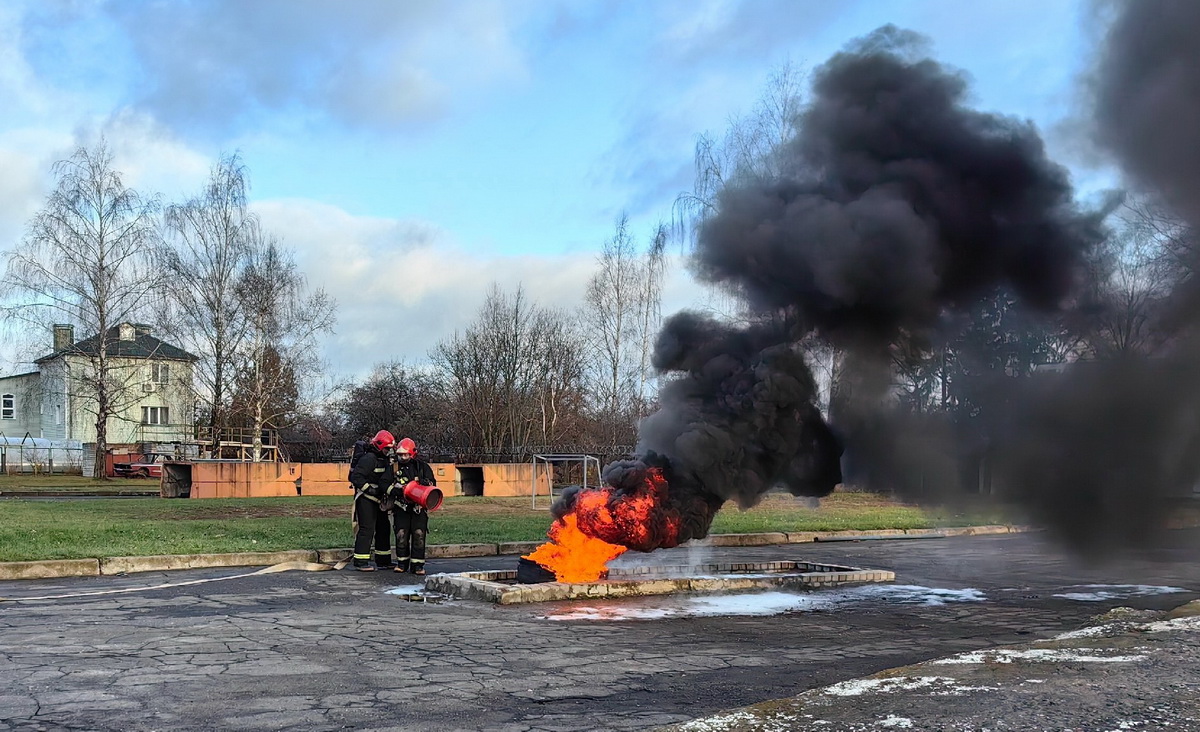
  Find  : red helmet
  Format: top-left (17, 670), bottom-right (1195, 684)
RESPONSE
top-left (370, 430), bottom-right (395, 450)
top-left (396, 437), bottom-right (417, 457)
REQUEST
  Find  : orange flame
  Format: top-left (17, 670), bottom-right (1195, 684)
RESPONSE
top-left (523, 467), bottom-right (682, 582)
top-left (524, 514), bottom-right (626, 582)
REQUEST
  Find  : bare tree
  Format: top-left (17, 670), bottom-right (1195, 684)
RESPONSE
top-left (338, 360), bottom-right (450, 446)
top-left (1085, 220), bottom-right (1168, 356)
top-left (158, 152), bottom-right (257, 448)
top-left (434, 285), bottom-right (586, 453)
top-left (672, 59), bottom-right (807, 245)
top-left (671, 60), bottom-right (807, 322)
top-left (635, 224), bottom-right (667, 414)
top-left (583, 214), bottom-right (640, 436)
top-left (232, 236), bottom-right (336, 460)
top-left (1, 141), bottom-right (161, 478)
top-left (581, 215), bottom-right (666, 438)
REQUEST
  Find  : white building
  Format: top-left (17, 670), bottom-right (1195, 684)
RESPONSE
top-left (0, 323), bottom-right (197, 447)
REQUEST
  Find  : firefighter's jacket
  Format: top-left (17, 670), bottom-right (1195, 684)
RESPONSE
top-left (349, 448), bottom-right (396, 499)
top-left (391, 458), bottom-right (436, 505)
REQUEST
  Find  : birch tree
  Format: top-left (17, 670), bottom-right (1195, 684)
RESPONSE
top-left (159, 152), bottom-right (257, 449)
top-left (233, 236), bottom-right (335, 460)
top-left (581, 216), bottom-right (666, 441)
top-left (1, 141), bottom-right (161, 478)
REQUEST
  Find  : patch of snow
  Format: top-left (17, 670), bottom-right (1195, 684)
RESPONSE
top-left (1052, 584), bottom-right (1188, 602)
top-left (1141, 615), bottom-right (1200, 633)
top-left (934, 648), bottom-right (1145, 664)
top-left (677, 710), bottom-right (759, 731)
top-left (878, 715), bottom-right (914, 728)
top-left (1054, 625), bottom-right (1116, 640)
top-left (823, 676), bottom-right (991, 697)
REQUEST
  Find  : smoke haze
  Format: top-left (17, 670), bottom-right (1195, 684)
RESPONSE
top-left (561, 10), bottom-right (1200, 557)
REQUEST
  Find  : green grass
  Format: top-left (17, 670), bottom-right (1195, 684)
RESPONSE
top-left (0, 492), bottom-right (1015, 562)
top-left (0, 475), bottom-right (155, 491)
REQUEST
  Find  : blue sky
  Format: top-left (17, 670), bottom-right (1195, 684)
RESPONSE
top-left (0, 0), bottom-right (1104, 378)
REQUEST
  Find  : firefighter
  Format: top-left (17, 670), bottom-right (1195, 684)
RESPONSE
top-left (388, 437), bottom-right (436, 575)
top-left (349, 430), bottom-right (397, 571)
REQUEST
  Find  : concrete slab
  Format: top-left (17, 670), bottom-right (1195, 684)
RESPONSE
top-left (426, 560), bottom-right (893, 604)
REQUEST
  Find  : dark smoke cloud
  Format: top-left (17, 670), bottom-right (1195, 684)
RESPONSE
top-left (970, 0), bottom-right (1200, 554)
top-left (695, 26), bottom-right (1100, 351)
top-left (559, 17), bottom-right (1200, 557)
top-left (1095, 0), bottom-right (1200, 224)
top-left (840, 6), bottom-right (1200, 555)
top-left (556, 26), bottom-right (1113, 554)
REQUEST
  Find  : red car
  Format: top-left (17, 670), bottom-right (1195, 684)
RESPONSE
top-left (112, 453), bottom-right (165, 479)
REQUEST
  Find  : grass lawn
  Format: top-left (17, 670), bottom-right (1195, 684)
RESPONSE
top-left (0, 475), bottom-right (156, 491)
top-left (0, 490), bottom-right (1018, 562)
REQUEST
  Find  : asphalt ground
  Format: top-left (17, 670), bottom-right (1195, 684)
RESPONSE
top-left (1, 530), bottom-right (1198, 731)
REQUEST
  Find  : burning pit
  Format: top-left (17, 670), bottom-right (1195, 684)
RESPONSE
top-left (424, 559), bottom-right (893, 605)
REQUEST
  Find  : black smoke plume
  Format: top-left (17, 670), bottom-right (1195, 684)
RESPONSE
top-left (555, 26), bottom-right (1119, 553)
top-left (1095, 0), bottom-right (1200, 224)
top-left (973, 0), bottom-right (1200, 554)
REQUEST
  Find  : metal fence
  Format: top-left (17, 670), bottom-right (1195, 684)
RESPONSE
top-left (0, 443), bottom-right (85, 475)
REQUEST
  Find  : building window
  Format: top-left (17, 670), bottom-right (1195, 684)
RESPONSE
top-left (141, 406), bottom-right (169, 425)
top-left (55, 405), bottom-right (63, 426)
top-left (1, 394), bottom-right (13, 419)
top-left (151, 363), bottom-right (170, 385)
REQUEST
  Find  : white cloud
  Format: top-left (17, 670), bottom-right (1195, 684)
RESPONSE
top-left (101, 0), bottom-right (531, 134)
top-left (254, 198), bottom-right (703, 380)
top-left (86, 111), bottom-right (212, 200)
top-left (0, 112), bottom-right (215, 254)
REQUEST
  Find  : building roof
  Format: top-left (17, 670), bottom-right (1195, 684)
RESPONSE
top-left (35, 325), bottom-right (198, 364)
top-left (0, 371), bottom-right (40, 382)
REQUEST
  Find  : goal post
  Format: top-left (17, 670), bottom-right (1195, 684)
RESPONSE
top-left (531, 453), bottom-right (603, 510)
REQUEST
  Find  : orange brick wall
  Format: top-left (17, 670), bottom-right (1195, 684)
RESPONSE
top-left (188, 462), bottom-right (303, 498)
top-left (479, 463), bottom-right (552, 497)
top-left (184, 462), bottom-right (463, 498)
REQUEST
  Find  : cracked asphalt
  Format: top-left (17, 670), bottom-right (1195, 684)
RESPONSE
top-left (1, 530), bottom-right (1198, 731)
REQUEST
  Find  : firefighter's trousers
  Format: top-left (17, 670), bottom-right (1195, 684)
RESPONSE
top-left (352, 494), bottom-right (392, 568)
top-left (392, 502), bottom-right (429, 569)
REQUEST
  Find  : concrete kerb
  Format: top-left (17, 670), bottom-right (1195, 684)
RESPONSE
top-left (98, 550), bottom-right (319, 576)
top-left (0, 525), bottom-right (1028, 581)
top-left (0, 559), bottom-right (100, 580)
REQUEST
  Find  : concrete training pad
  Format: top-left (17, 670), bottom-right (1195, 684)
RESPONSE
top-left (423, 559), bottom-right (894, 604)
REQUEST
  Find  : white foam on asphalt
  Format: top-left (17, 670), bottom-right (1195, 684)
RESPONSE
top-left (385, 586), bottom-right (425, 595)
top-left (1052, 584), bottom-right (1188, 601)
top-left (541, 584), bottom-right (985, 621)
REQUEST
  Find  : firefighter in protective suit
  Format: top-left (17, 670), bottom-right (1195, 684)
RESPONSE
top-left (349, 430), bottom-right (397, 571)
top-left (388, 437), bottom-right (436, 575)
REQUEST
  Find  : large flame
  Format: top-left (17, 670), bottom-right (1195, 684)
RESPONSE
top-left (524, 514), bottom-right (626, 583)
top-left (524, 467), bottom-right (682, 582)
